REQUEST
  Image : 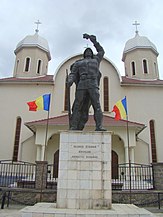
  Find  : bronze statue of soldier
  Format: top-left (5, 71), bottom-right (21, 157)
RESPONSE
top-left (67, 34), bottom-right (106, 131)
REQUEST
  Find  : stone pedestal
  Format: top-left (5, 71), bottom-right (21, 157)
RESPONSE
top-left (21, 130), bottom-right (155, 217)
top-left (57, 131), bottom-right (112, 209)
top-left (21, 202), bottom-right (155, 217)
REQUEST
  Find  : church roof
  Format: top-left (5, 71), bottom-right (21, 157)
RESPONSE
top-left (14, 32), bottom-right (51, 60)
top-left (0, 75), bottom-right (53, 84)
top-left (122, 32), bottom-right (159, 61)
top-left (121, 76), bottom-right (163, 86)
top-left (25, 114), bottom-right (146, 135)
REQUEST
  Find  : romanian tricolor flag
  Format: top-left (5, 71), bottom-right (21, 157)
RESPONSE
top-left (27, 94), bottom-right (51, 111)
top-left (112, 96), bottom-right (128, 120)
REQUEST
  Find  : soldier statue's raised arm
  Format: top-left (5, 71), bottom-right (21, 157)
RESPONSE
top-left (67, 34), bottom-right (106, 131)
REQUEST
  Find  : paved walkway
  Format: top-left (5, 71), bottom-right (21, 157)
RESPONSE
top-left (145, 207), bottom-right (163, 217)
top-left (0, 205), bottom-right (163, 217)
top-left (0, 205), bottom-right (24, 217)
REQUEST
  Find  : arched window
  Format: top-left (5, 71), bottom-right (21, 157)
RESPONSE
top-left (103, 77), bottom-right (109, 112)
top-left (13, 117), bottom-right (22, 162)
top-left (131, 61), bottom-right (136, 75)
top-left (143, 59), bottom-right (148, 74)
top-left (37, 59), bottom-right (42, 74)
top-left (149, 120), bottom-right (157, 163)
top-left (24, 57), bottom-right (30, 72)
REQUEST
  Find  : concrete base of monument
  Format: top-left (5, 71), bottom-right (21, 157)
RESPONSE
top-left (21, 202), bottom-right (155, 217)
top-left (57, 131), bottom-right (112, 209)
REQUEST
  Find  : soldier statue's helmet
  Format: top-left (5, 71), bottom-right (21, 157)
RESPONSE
top-left (83, 48), bottom-right (93, 58)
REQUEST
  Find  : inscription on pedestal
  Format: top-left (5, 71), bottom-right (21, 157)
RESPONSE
top-left (69, 144), bottom-right (101, 161)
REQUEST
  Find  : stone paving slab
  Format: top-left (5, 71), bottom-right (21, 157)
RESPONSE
top-left (0, 205), bottom-right (24, 217)
top-left (0, 204), bottom-right (163, 217)
top-left (20, 202), bottom-right (158, 217)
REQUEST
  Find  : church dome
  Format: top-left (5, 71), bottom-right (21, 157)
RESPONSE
top-left (14, 31), bottom-right (51, 60)
top-left (122, 32), bottom-right (158, 61)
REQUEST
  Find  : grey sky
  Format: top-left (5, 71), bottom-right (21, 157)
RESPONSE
top-left (0, 0), bottom-right (163, 78)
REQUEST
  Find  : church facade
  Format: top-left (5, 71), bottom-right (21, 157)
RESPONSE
top-left (0, 27), bottom-right (163, 169)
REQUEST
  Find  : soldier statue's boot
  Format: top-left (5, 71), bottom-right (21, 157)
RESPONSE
top-left (69, 127), bottom-right (78, 130)
top-left (95, 119), bottom-right (107, 131)
top-left (95, 126), bottom-right (107, 131)
top-left (69, 113), bottom-right (80, 130)
top-left (94, 111), bottom-right (107, 131)
top-left (69, 121), bottom-right (78, 130)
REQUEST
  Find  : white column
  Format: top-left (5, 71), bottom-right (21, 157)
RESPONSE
top-left (130, 147), bottom-right (135, 163)
top-left (125, 146), bottom-right (129, 163)
top-left (41, 145), bottom-right (45, 161)
top-left (36, 145), bottom-right (42, 161)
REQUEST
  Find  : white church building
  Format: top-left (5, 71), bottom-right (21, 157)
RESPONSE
top-left (0, 25), bottom-right (163, 173)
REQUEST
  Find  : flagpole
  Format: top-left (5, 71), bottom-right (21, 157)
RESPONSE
top-left (126, 96), bottom-right (132, 204)
top-left (40, 94), bottom-right (51, 202)
top-left (27, 93), bottom-right (51, 202)
top-left (43, 109), bottom-right (50, 161)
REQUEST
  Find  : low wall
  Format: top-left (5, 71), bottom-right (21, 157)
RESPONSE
top-left (0, 188), bottom-right (57, 206)
top-left (112, 190), bottom-right (163, 207)
top-left (1, 188), bottom-right (163, 208)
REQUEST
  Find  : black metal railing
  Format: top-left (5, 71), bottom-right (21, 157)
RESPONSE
top-left (0, 160), bottom-right (36, 188)
top-left (112, 163), bottom-right (154, 190)
top-left (0, 160), bottom-right (154, 191)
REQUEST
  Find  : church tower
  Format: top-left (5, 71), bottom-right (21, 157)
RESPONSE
top-left (122, 21), bottom-right (159, 80)
top-left (13, 21), bottom-right (51, 78)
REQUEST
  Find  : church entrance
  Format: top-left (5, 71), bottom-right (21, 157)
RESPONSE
top-left (53, 149), bottom-right (59, 178)
top-left (112, 150), bottom-right (118, 179)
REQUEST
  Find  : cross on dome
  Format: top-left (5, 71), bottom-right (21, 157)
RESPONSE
top-left (132, 20), bottom-right (140, 34)
top-left (35, 20), bottom-right (42, 33)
